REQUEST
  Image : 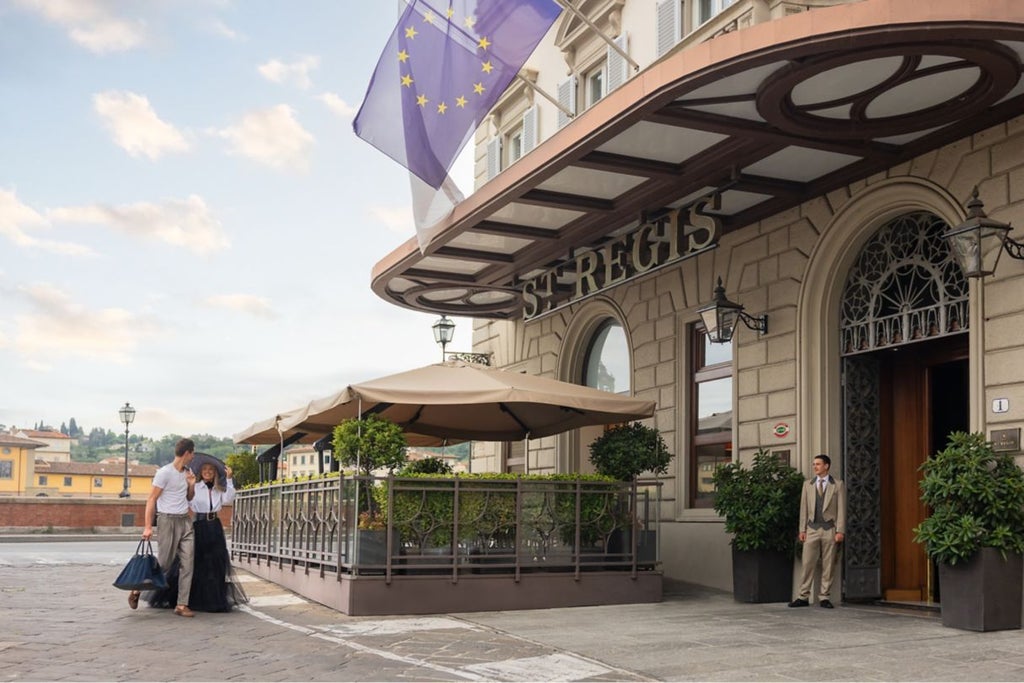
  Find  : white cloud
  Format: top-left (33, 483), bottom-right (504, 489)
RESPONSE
top-left (318, 92), bottom-right (357, 118)
top-left (15, 0), bottom-right (147, 53)
top-left (257, 56), bottom-right (319, 89)
top-left (368, 205), bottom-right (413, 235)
top-left (217, 105), bottom-right (314, 172)
top-left (13, 282), bottom-right (159, 365)
top-left (48, 195), bottom-right (230, 255)
top-left (0, 189), bottom-right (96, 256)
top-left (202, 294), bottom-right (277, 319)
top-left (205, 17), bottom-right (242, 41)
top-left (93, 91), bottom-right (190, 160)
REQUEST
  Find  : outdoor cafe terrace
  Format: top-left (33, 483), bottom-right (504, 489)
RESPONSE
top-left (230, 473), bottom-right (663, 616)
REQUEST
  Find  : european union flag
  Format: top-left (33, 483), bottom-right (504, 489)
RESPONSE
top-left (354, 0), bottom-right (561, 189)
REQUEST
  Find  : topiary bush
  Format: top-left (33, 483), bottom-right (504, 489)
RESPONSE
top-left (588, 422), bottom-right (673, 481)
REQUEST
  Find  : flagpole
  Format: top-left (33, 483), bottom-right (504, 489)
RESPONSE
top-left (515, 73), bottom-right (574, 118)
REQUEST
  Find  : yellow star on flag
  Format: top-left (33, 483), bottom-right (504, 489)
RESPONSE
top-left (401, 74), bottom-right (413, 87)
top-left (455, 96), bottom-right (467, 108)
top-left (416, 94), bottom-right (428, 107)
top-left (478, 36), bottom-right (491, 50)
top-left (398, 49), bottom-right (409, 63)
top-left (405, 26), bottom-right (418, 39)
top-left (446, 7), bottom-right (455, 19)
top-left (481, 60), bottom-right (493, 74)
top-left (423, 11), bottom-right (435, 24)
top-left (473, 82), bottom-right (485, 95)
top-left (464, 16), bottom-right (476, 29)
top-left (437, 102), bottom-right (448, 114)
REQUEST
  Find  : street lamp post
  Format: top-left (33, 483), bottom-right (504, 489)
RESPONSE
top-left (432, 314), bottom-right (455, 362)
top-left (118, 402), bottom-right (136, 498)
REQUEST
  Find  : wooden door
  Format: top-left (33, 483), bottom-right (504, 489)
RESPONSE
top-left (879, 335), bottom-right (968, 602)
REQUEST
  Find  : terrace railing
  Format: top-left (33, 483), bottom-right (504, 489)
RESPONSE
top-left (232, 474), bottom-right (662, 582)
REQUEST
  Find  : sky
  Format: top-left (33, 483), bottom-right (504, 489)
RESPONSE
top-left (0, 0), bottom-right (476, 441)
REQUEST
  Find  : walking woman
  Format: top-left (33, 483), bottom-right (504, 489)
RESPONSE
top-left (187, 460), bottom-right (248, 611)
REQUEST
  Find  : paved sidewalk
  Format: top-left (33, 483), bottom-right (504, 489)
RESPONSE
top-left (3, 561), bottom-right (1024, 681)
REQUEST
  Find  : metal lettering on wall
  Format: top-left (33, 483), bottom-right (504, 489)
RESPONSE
top-left (521, 193), bottom-right (722, 321)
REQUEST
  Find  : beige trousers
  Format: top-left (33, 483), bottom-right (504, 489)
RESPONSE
top-left (797, 526), bottom-right (839, 602)
top-left (156, 512), bottom-right (194, 607)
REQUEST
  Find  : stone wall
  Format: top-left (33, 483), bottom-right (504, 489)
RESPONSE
top-left (0, 497), bottom-right (233, 532)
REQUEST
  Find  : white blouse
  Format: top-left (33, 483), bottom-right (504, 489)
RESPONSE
top-left (189, 479), bottom-right (236, 515)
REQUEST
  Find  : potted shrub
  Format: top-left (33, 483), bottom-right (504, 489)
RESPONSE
top-left (712, 448), bottom-right (805, 603)
top-left (913, 431), bottom-right (1024, 631)
top-left (588, 422), bottom-right (673, 565)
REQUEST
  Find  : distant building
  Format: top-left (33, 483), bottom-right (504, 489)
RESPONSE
top-left (33, 460), bottom-right (158, 498)
top-left (281, 444), bottom-right (332, 479)
top-left (0, 434), bottom-right (48, 496)
top-left (15, 429), bottom-right (72, 462)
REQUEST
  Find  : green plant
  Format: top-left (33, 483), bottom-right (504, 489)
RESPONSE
top-left (400, 456), bottom-right (454, 475)
top-left (225, 450), bottom-right (258, 488)
top-left (712, 448), bottom-right (805, 554)
top-left (913, 431), bottom-right (1024, 565)
top-left (358, 511), bottom-right (386, 531)
top-left (588, 422), bottom-right (673, 481)
top-left (332, 416), bottom-right (408, 477)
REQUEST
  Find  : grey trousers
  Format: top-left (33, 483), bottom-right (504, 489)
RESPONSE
top-left (156, 513), bottom-right (194, 607)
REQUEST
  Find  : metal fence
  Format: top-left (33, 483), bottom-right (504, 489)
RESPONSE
top-left (232, 474), bottom-right (661, 581)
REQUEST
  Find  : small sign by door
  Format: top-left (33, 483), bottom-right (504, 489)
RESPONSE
top-left (993, 398), bottom-right (1009, 413)
top-left (991, 428), bottom-right (1021, 453)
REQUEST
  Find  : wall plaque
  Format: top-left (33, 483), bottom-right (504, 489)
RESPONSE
top-left (991, 428), bottom-right (1021, 453)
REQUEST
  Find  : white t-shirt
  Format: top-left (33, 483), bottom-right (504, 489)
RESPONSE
top-left (153, 462), bottom-right (190, 514)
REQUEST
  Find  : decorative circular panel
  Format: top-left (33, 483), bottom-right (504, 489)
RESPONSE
top-left (758, 42), bottom-right (1021, 139)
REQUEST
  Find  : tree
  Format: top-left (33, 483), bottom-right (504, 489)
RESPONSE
top-left (68, 418), bottom-right (80, 438)
top-left (60, 422), bottom-right (68, 435)
top-left (588, 422), bottom-right (673, 481)
top-left (226, 451), bottom-right (258, 488)
top-left (332, 416), bottom-right (408, 477)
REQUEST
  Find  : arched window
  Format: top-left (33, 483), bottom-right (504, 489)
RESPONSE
top-left (583, 320), bottom-right (630, 394)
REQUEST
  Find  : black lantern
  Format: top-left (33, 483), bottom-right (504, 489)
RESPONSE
top-left (118, 402), bottom-right (136, 498)
top-left (944, 187), bottom-right (1023, 278)
top-left (697, 277), bottom-right (768, 344)
top-left (431, 314), bottom-right (455, 361)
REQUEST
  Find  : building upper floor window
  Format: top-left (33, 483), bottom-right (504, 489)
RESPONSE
top-left (93, 477), bottom-right (103, 487)
top-left (586, 64), bottom-right (605, 107)
top-left (64, 476), bottom-right (72, 487)
top-left (38, 475), bottom-right (48, 486)
top-left (695, 0), bottom-right (736, 27)
top-left (1, 447), bottom-right (10, 455)
top-left (0, 461), bottom-right (11, 478)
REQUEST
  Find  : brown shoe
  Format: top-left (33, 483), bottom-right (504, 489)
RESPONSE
top-left (128, 591), bottom-right (140, 610)
top-left (173, 605), bottom-right (195, 617)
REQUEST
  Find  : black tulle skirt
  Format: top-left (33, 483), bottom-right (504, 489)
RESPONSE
top-left (145, 517), bottom-right (249, 612)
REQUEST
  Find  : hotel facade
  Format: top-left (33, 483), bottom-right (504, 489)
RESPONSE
top-left (370, 0), bottom-right (1024, 601)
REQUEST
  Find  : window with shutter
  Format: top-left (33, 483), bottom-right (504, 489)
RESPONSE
top-left (606, 33), bottom-right (629, 93)
top-left (656, 0), bottom-right (682, 57)
top-left (486, 136), bottom-right (502, 180)
top-left (522, 105), bottom-right (537, 154)
top-left (556, 77), bottom-right (576, 129)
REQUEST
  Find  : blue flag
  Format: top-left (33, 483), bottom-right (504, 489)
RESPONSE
top-left (354, 0), bottom-right (561, 189)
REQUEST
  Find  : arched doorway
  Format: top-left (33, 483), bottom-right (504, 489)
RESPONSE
top-left (841, 212), bottom-right (969, 603)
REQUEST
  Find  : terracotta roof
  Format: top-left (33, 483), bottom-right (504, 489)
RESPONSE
top-left (20, 430), bottom-right (71, 440)
top-left (33, 460), bottom-right (159, 476)
top-left (0, 435), bottom-right (49, 449)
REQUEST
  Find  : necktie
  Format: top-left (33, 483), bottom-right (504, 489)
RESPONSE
top-left (818, 479), bottom-right (825, 494)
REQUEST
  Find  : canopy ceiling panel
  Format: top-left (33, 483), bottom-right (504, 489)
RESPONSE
top-left (371, 0), bottom-right (1024, 320)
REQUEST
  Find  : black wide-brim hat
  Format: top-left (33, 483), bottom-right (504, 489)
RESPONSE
top-left (189, 452), bottom-right (227, 488)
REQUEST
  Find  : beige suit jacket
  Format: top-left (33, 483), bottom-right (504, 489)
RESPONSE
top-left (799, 476), bottom-right (846, 535)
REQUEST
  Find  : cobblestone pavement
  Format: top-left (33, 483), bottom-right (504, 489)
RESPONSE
top-left (4, 542), bottom-right (1024, 681)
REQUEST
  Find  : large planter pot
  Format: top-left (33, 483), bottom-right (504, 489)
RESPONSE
top-left (939, 548), bottom-right (1023, 632)
top-left (731, 547), bottom-right (793, 603)
top-left (354, 530), bottom-right (400, 575)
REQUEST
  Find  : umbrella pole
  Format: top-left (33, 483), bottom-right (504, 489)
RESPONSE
top-left (524, 433), bottom-right (530, 475)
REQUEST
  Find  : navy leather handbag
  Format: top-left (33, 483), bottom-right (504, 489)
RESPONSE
top-left (113, 539), bottom-right (168, 591)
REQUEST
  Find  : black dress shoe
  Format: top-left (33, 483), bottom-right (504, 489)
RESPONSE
top-left (819, 599), bottom-right (834, 608)
top-left (788, 598), bottom-right (809, 607)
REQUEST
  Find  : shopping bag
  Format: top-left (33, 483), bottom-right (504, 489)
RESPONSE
top-left (112, 539), bottom-right (168, 591)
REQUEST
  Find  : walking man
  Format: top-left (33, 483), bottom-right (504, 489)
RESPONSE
top-left (789, 453), bottom-right (846, 609)
top-left (128, 438), bottom-right (197, 617)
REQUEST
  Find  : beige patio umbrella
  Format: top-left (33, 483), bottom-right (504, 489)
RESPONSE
top-left (277, 359), bottom-right (657, 443)
top-left (234, 407), bottom-right (466, 448)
